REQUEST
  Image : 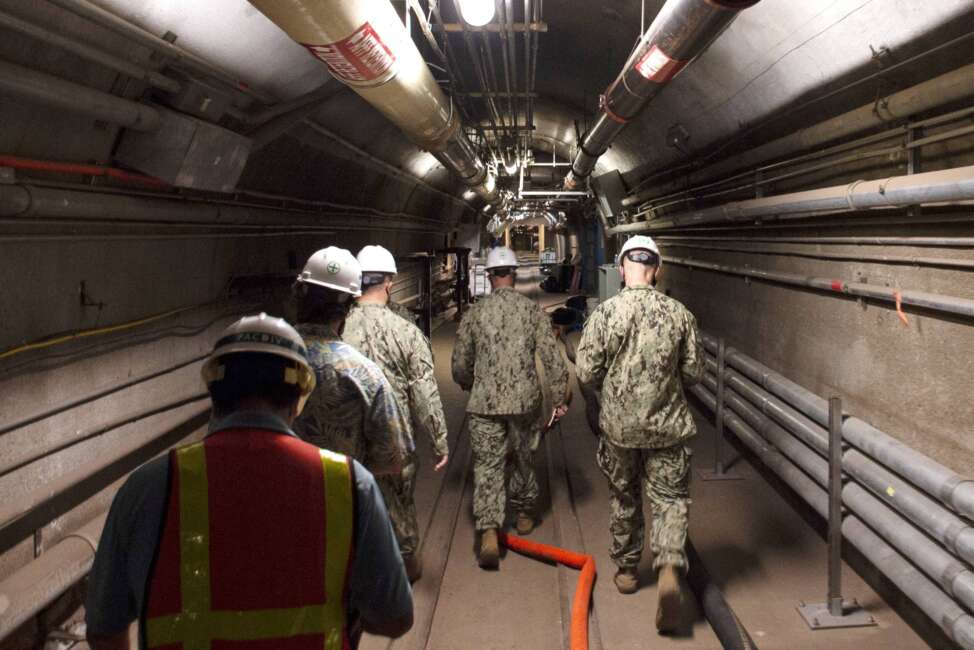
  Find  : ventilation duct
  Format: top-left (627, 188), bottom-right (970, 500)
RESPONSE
top-left (564, 0), bottom-right (759, 189)
top-left (248, 0), bottom-right (500, 205)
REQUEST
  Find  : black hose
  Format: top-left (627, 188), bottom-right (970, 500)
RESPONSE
top-left (686, 539), bottom-right (758, 650)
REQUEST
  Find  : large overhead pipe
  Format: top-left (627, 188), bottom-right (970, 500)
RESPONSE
top-left (564, 0), bottom-right (758, 189)
top-left (610, 164), bottom-right (974, 233)
top-left (0, 59), bottom-right (159, 131)
top-left (247, 0), bottom-right (500, 205)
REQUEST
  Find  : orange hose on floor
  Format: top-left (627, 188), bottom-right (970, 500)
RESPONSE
top-left (498, 531), bottom-right (596, 650)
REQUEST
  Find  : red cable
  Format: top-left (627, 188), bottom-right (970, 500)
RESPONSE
top-left (499, 531), bottom-right (597, 650)
top-left (0, 155), bottom-right (169, 187)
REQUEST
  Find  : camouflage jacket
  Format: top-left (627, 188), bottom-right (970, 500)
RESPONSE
top-left (452, 287), bottom-right (568, 415)
top-left (576, 285), bottom-right (704, 448)
top-left (388, 300), bottom-right (419, 327)
top-left (294, 323), bottom-right (410, 474)
top-left (343, 304), bottom-right (449, 456)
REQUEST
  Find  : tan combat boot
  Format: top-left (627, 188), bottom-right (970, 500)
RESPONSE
top-left (516, 512), bottom-right (535, 535)
top-left (403, 553), bottom-right (422, 582)
top-left (478, 528), bottom-right (500, 569)
top-left (655, 564), bottom-right (686, 633)
top-left (613, 567), bottom-right (638, 594)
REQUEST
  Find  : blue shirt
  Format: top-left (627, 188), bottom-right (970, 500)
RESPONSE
top-left (85, 410), bottom-right (412, 639)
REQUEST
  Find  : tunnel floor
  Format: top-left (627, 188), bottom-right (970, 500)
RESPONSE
top-left (358, 267), bottom-right (928, 650)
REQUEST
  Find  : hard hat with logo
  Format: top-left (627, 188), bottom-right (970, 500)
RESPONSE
top-left (296, 246), bottom-right (362, 296)
top-left (617, 235), bottom-right (662, 267)
top-left (201, 313), bottom-right (316, 413)
top-left (357, 245), bottom-right (398, 275)
top-left (485, 246), bottom-right (519, 271)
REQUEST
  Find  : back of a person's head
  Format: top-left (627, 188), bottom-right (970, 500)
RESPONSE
top-left (296, 283), bottom-right (351, 324)
top-left (208, 352), bottom-right (301, 416)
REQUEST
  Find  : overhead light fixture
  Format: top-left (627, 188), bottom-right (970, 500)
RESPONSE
top-left (457, 0), bottom-right (495, 27)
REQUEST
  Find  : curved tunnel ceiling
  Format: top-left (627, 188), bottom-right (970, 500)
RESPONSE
top-left (91, 0), bottom-right (974, 198)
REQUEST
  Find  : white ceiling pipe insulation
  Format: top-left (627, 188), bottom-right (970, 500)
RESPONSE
top-left (247, 0), bottom-right (500, 205)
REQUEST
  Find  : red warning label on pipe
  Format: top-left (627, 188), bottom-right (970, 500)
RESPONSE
top-left (635, 44), bottom-right (687, 82)
top-left (303, 22), bottom-right (395, 84)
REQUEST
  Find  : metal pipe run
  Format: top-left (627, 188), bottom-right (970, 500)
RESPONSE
top-left (700, 334), bottom-right (974, 522)
top-left (0, 59), bottom-right (160, 131)
top-left (610, 165), bottom-right (974, 233)
top-left (664, 254), bottom-right (974, 319)
top-left (705, 360), bottom-right (974, 570)
top-left (656, 235), bottom-right (974, 248)
top-left (623, 63), bottom-right (974, 207)
top-left (43, 0), bottom-right (275, 103)
top-left (0, 182), bottom-right (446, 232)
top-left (633, 122), bottom-right (974, 219)
top-left (564, 0), bottom-right (758, 188)
top-left (0, 9), bottom-right (181, 93)
top-left (247, 0), bottom-right (500, 204)
top-left (0, 514), bottom-right (106, 639)
top-left (704, 367), bottom-right (974, 599)
top-left (691, 383), bottom-right (974, 649)
top-left (659, 241), bottom-right (974, 271)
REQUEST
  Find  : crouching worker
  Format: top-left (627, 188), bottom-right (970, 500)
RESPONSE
top-left (576, 235), bottom-right (704, 634)
top-left (85, 313), bottom-right (412, 649)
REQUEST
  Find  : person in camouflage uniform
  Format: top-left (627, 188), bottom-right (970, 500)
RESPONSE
top-left (344, 245), bottom-right (450, 581)
top-left (576, 235), bottom-right (703, 633)
top-left (292, 247), bottom-right (410, 480)
top-left (388, 299), bottom-right (419, 326)
top-left (451, 246), bottom-right (569, 569)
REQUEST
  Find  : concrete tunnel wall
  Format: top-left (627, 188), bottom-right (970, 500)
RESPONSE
top-left (645, 105), bottom-right (974, 477)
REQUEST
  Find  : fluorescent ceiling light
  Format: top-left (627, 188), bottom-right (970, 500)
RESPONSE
top-left (458, 0), bottom-right (495, 27)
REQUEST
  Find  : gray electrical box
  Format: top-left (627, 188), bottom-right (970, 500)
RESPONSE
top-left (598, 264), bottom-right (622, 303)
top-left (115, 107), bottom-right (251, 193)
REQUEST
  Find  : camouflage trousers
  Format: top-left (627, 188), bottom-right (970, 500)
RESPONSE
top-left (376, 455), bottom-right (420, 556)
top-left (469, 412), bottom-right (541, 531)
top-left (596, 437), bottom-right (692, 571)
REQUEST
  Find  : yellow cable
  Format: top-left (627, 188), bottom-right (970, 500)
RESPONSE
top-left (0, 304), bottom-right (206, 361)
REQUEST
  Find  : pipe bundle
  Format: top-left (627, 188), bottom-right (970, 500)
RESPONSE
top-left (693, 332), bottom-right (974, 648)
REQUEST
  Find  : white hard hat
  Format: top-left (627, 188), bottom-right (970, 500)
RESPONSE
top-left (296, 247), bottom-right (362, 296)
top-left (201, 313), bottom-right (316, 413)
top-left (617, 235), bottom-right (662, 267)
top-left (485, 246), bottom-right (519, 271)
top-left (357, 245), bottom-right (397, 274)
